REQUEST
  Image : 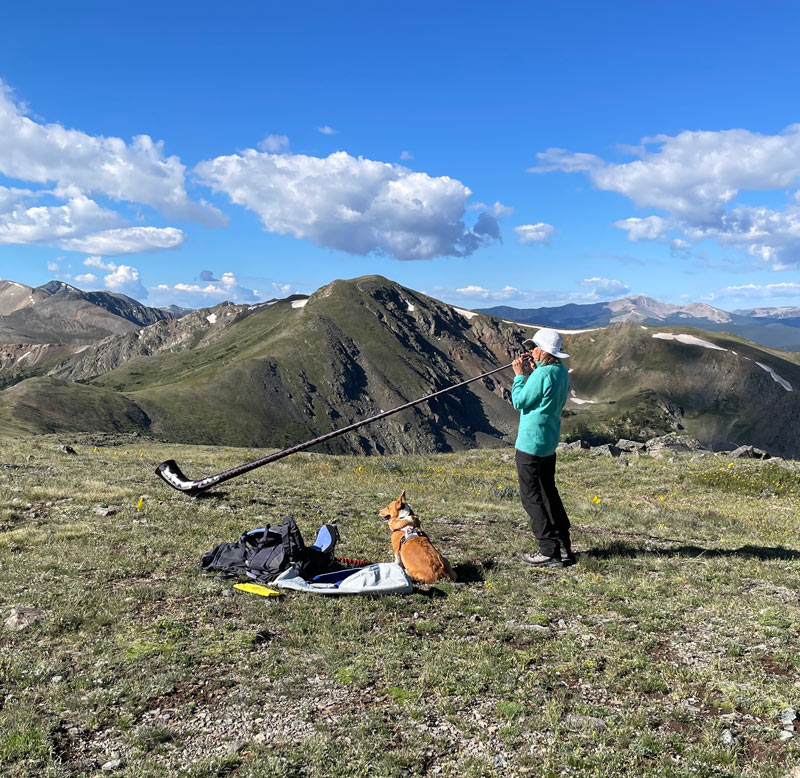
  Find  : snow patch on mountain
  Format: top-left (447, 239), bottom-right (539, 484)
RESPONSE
top-left (652, 332), bottom-right (727, 351)
top-left (569, 390), bottom-right (595, 405)
top-left (755, 362), bottom-right (793, 391)
top-left (500, 320), bottom-right (598, 334)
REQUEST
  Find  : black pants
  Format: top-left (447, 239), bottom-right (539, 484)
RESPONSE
top-left (515, 449), bottom-right (571, 558)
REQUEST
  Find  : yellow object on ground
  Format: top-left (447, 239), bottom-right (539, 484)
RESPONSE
top-left (233, 582), bottom-right (282, 597)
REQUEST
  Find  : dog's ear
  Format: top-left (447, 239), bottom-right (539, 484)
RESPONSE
top-left (399, 489), bottom-right (406, 502)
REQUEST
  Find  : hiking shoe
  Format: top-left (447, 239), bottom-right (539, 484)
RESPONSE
top-left (561, 550), bottom-right (579, 567)
top-left (520, 552), bottom-right (562, 568)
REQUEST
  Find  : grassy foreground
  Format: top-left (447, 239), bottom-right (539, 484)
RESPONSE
top-left (1, 436), bottom-right (799, 778)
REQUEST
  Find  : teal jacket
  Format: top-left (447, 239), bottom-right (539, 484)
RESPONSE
top-left (511, 362), bottom-right (570, 456)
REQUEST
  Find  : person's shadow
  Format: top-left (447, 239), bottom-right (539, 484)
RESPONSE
top-left (450, 559), bottom-right (494, 583)
top-left (585, 542), bottom-right (800, 561)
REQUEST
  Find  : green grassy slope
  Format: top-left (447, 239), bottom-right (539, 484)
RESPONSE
top-left (1, 437), bottom-right (798, 777)
top-left (0, 377), bottom-right (150, 436)
top-left (0, 347), bottom-right (78, 391)
top-left (89, 276), bottom-right (523, 451)
top-left (561, 324), bottom-right (800, 454)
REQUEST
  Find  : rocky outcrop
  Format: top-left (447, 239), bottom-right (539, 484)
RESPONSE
top-left (590, 444), bottom-right (622, 457)
top-left (645, 434), bottom-right (705, 457)
top-left (615, 439), bottom-right (646, 452)
top-left (49, 301), bottom-right (248, 381)
top-left (728, 445), bottom-right (770, 459)
top-left (0, 343), bottom-right (80, 371)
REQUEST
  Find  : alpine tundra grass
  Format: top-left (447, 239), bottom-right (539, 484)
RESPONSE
top-left (1, 435), bottom-right (799, 777)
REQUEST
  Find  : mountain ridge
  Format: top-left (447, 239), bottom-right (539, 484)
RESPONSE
top-left (1, 275), bottom-right (799, 458)
top-left (0, 279), bottom-right (180, 345)
top-left (477, 295), bottom-right (800, 351)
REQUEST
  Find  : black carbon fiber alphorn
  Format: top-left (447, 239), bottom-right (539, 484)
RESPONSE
top-left (155, 358), bottom-right (522, 495)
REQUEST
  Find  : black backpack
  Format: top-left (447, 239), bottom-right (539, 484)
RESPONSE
top-left (201, 515), bottom-right (339, 583)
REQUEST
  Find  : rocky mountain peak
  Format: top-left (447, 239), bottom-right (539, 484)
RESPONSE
top-left (679, 302), bottom-right (731, 323)
top-left (1, 277), bottom-right (178, 345)
top-left (37, 280), bottom-right (81, 295)
top-left (0, 279), bottom-right (37, 316)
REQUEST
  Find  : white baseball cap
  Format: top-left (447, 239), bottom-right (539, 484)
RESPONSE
top-left (523, 328), bottom-right (570, 359)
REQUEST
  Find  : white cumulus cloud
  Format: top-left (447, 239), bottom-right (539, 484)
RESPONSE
top-left (613, 216), bottom-right (669, 242)
top-left (146, 272), bottom-right (259, 308)
top-left (0, 79), bottom-right (224, 226)
top-left (717, 282), bottom-right (800, 299)
top-left (272, 282), bottom-right (292, 296)
top-left (469, 201), bottom-right (515, 219)
top-left (579, 277), bottom-right (631, 297)
top-left (194, 149), bottom-right (501, 260)
top-left (454, 284), bottom-right (523, 301)
top-left (145, 273), bottom-right (300, 308)
top-left (173, 271), bottom-right (258, 299)
top-left (434, 284), bottom-right (624, 308)
top-left (259, 134), bottom-right (289, 153)
top-left (84, 255), bottom-right (117, 272)
top-left (531, 125), bottom-right (800, 269)
top-left (103, 264), bottom-right (147, 299)
top-left (515, 223), bottom-right (555, 245)
top-left (0, 189), bottom-right (124, 245)
top-left (317, 125), bottom-right (338, 135)
top-left (59, 226), bottom-right (185, 255)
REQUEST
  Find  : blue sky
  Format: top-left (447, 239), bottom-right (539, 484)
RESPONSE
top-left (2, 0), bottom-right (800, 311)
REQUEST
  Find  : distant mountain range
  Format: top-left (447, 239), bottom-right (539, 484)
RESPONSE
top-left (0, 279), bottom-right (179, 344)
top-left (0, 279), bottom-right (184, 389)
top-left (477, 296), bottom-right (800, 351)
top-left (1, 277), bottom-right (799, 457)
top-left (732, 305), bottom-right (800, 326)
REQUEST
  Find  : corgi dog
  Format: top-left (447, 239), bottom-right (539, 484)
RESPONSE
top-left (379, 490), bottom-right (455, 584)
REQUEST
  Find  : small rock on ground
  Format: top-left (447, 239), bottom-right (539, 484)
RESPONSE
top-left (504, 619), bottom-right (550, 634)
top-left (615, 439), bottom-right (645, 452)
top-left (779, 707), bottom-right (797, 729)
top-left (564, 713), bottom-right (607, 730)
top-left (4, 607), bottom-right (43, 631)
top-left (558, 440), bottom-right (590, 451)
top-left (720, 729), bottom-right (734, 746)
top-left (729, 444), bottom-right (770, 459)
top-left (590, 444), bottom-right (621, 457)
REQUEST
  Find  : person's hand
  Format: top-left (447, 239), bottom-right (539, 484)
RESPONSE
top-left (512, 356), bottom-right (525, 376)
